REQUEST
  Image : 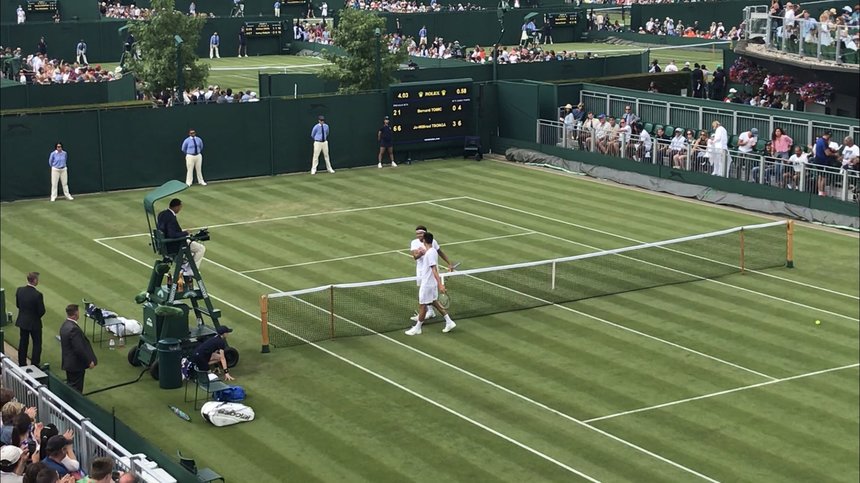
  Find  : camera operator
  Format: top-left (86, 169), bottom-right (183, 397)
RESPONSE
top-left (156, 198), bottom-right (206, 273)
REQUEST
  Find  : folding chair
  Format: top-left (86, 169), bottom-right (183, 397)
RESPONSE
top-left (82, 299), bottom-right (126, 348)
top-left (177, 450), bottom-right (225, 483)
top-left (184, 367), bottom-right (232, 410)
top-left (464, 136), bottom-right (482, 160)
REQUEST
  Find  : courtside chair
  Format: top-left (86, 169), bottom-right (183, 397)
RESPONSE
top-left (184, 367), bottom-right (231, 410)
top-left (177, 450), bottom-right (225, 483)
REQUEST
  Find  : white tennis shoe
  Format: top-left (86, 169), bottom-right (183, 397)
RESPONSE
top-left (405, 325), bottom-right (422, 336)
top-left (443, 321), bottom-right (456, 333)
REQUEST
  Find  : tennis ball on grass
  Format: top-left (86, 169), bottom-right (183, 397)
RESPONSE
top-left (815, 320), bottom-right (821, 326)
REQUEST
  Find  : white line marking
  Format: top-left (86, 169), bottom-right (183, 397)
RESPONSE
top-left (465, 196), bottom-right (859, 301)
top-left (92, 240), bottom-right (599, 481)
top-left (584, 363), bottom-right (860, 423)
top-left (433, 201), bottom-right (858, 323)
top-left (93, 197), bottom-right (468, 241)
top-left (205, 258), bottom-right (719, 482)
top-left (209, 63), bottom-right (328, 71)
top-left (240, 231), bottom-right (537, 273)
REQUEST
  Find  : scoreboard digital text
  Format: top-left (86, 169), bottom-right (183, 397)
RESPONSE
top-left (389, 79), bottom-right (473, 145)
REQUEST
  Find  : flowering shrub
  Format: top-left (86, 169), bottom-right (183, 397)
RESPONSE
top-left (797, 81), bottom-right (834, 103)
top-left (764, 74), bottom-right (794, 95)
top-left (728, 57), bottom-right (767, 86)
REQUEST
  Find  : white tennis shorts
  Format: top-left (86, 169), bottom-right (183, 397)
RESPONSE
top-left (418, 282), bottom-right (438, 305)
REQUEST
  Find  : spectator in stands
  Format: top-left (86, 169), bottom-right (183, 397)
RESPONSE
top-left (1, 444), bottom-right (28, 481)
top-left (1, 403), bottom-right (28, 445)
top-left (771, 127), bottom-right (793, 161)
top-left (599, 117), bottom-right (620, 155)
top-left (81, 456), bottom-right (114, 483)
top-left (652, 126), bottom-right (669, 164)
top-left (647, 82), bottom-right (659, 93)
top-left (709, 120), bottom-right (730, 176)
top-left (0, 389), bottom-right (13, 410)
top-left (668, 128), bottom-right (688, 168)
top-left (691, 130), bottom-right (711, 171)
top-left (621, 105), bottom-right (639, 131)
top-left (118, 473), bottom-right (142, 483)
top-left (664, 60), bottom-right (678, 72)
top-left (648, 59), bottom-right (661, 73)
top-left (560, 104), bottom-right (576, 142)
top-left (579, 111), bottom-right (598, 150)
top-left (10, 412), bottom-right (41, 451)
top-left (737, 128), bottom-right (759, 154)
top-left (593, 114), bottom-right (609, 152)
top-left (616, 119), bottom-right (632, 156)
top-left (23, 462), bottom-right (47, 483)
top-left (633, 124), bottom-right (652, 162)
top-left (37, 425), bottom-right (77, 476)
top-left (40, 435), bottom-right (75, 478)
top-left (784, 145), bottom-right (809, 189)
top-left (839, 136), bottom-right (859, 169)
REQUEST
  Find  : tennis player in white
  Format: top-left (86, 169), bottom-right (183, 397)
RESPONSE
top-left (410, 225), bottom-right (453, 322)
top-left (406, 232), bottom-right (456, 335)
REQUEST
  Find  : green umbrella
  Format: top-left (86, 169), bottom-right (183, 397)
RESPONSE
top-left (524, 11), bottom-right (539, 21)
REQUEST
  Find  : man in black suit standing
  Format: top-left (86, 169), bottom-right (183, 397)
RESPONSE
top-left (156, 198), bottom-right (205, 270)
top-left (59, 304), bottom-right (97, 393)
top-left (16, 271), bottom-right (46, 367)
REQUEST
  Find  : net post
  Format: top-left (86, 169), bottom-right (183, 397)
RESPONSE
top-left (786, 220), bottom-right (795, 268)
top-left (551, 261), bottom-right (556, 290)
top-left (329, 285), bottom-right (335, 340)
top-left (739, 228), bottom-right (745, 274)
top-left (260, 294), bottom-right (270, 353)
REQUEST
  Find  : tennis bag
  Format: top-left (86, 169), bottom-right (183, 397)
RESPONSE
top-left (213, 385), bottom-right (246, 402)
top-left (201, 402), bottom-right (255, 427)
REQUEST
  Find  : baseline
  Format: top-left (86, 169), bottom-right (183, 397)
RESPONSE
top-left (94, 196), bottom-right (469, 241)
top-left (91, 239), bottom-right (598, 481)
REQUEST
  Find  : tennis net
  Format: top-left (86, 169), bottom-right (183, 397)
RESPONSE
top-left (260, 220), bottom-right (793, 350)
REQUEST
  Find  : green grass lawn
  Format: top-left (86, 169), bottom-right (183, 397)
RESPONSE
top-left (2, 159), bottom-right (857, 482)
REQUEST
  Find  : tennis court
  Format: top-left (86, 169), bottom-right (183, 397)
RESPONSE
top-left (2, 159), bottom-right (857, 481)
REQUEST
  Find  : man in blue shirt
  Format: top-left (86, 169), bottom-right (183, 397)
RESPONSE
top-left (419, 26), bottom-right (428, 46)
top-left (274, 0), bottom-right (281, 17)
top-left (812, 131), bottom-right (838, 196)
top-left (49, 142), bottom-right (73, 201)
top-left (209, 32), bottom-right (220, 59)
top-left (181, 129), bottom-right (206, 186)
top-left (75, 39), bottom-right (88, 65)
top-left (310, 115), bottom-right (334, 175)
top-left (192, 326), bottom-right (235, 381)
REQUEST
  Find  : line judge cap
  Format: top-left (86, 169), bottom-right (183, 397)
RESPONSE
top-left (384, 116), bottom-right (389, 120)
top-left (318, 115), bottom-right (325, 121)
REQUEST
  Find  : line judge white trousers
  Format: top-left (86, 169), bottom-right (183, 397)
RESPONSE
top-left (209, 45), bottom-right (220, 58)
top-left (76, 52), bottom-right (88, 64)
top-left (50, 167), bottom-right (71, 200)
top-left (185, 154), bottom-right (205, 185)
top-left (311, 141), bottom-right (332, 172)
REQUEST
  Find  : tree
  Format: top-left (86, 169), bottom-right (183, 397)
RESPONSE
top-left (319, 8), bottom-right (407, 93)
top-left (127, 0), bottom-right (208, 96)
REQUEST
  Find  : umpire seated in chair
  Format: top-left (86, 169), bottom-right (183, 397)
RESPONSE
top-left (156, 198), bottom-right (205, 273)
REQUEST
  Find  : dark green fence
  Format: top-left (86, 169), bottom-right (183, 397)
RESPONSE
top-left (1, 0), bottom-right (100, 23)
top-left (0, 74), bottom-right (135, 110)
top-left (584, 30), bottom-right (733, 48)
top-left (262, 51), bottom-right (648, 96)
top-left (0, 19), bottom-right (129, 64)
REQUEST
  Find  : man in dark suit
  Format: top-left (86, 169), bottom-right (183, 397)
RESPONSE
top-left (16, 271), bottom-right (46, 367)
top-left (59, 304), bottom-right (97, 393)
top-left (156, 198), bottom-right (205, 269)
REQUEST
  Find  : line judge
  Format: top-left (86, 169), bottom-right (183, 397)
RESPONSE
top-left (310, 115), bottom-right (335, 175)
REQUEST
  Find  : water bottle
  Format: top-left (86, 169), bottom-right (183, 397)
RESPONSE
top-left (109, 337), bottom-right (116, 351)
top-left (118, 335), bottom-right (125, 348)
top-left (169, 405), bottom-right (191, 421)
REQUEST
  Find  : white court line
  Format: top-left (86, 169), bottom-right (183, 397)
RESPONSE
top-left (240, 231), bottom-right (537, 273)
top-left (585, 363), bottom-right (860, 423)
top-left (210, 63), bottom-right (328, 71)
top-left (465, 196), bottom-right (859, 301)
top-left (205, 257), bottom-right (719, 482)
top-left (432, 201), bottom-right (859, 323)
top-left (93, 197), bottom-right (468, 241)
top-left (92, 239), bottom-right (598, 481)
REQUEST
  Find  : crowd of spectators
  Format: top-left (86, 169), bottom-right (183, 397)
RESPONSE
top-left (100, 2), bottom-right (153, 20)
top-left (771, 2), bottom-right (859, 49)
top-left (0, 390), bottom-right (141, 483)
top-left (638, 17), bottom-right (742, 40)
top-left (461, 43), bottom-right (604, 63)
top-left (146, 86), bottom-right (262, 107)
top-left (348, 0), bottom-right (485, 13)
top-left (0, 44), bottom-right (121, 86)
top-left (293, 19), bottom-right (334, 44)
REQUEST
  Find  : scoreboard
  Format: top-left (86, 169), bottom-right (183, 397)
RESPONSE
top-left (244, 21), bottom-right (283, 37)
top-left (26, 0), bottom-right (58, 12)
top-left (389, 79), bottom-right (473, 145)
top-left (547, 12), bottom-right (578, 27)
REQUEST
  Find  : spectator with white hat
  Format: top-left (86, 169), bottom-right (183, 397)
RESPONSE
top-left (0, 445), bottom-right (28, 481)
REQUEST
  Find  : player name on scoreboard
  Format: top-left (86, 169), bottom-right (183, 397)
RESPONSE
top-left (27, 0), bottom-right (58, 12)
top-left (390, 80), bottom-right (473, 144)
top-left (244, 21), bottom-right (283, 37)
top-left (548, 12), bottom-right (578, 27)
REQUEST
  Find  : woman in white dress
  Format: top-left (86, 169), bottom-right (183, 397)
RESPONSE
top-left (818, 10), bottom-right (834, 46)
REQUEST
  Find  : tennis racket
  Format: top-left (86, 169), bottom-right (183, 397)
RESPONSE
top-left (445, 261), bottom-right (462, 272)
top-left (438, 291), bottom-right (451, 309)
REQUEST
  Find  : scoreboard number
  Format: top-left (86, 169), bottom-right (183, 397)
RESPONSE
top-left (388, 79), bottom-right (473, 145)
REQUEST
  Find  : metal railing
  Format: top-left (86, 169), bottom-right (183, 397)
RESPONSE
top-left (537, 119), bottom-right (860, 203)
top-left (0, 355), bottom-right (176, 483)
top-left (578, 90), bottom-right (858, 151)
top-left (744, 7), bottom-right (860, 65)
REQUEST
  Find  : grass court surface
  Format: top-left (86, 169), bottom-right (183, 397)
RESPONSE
top-left (1, 159), bottom-right (857, 482)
